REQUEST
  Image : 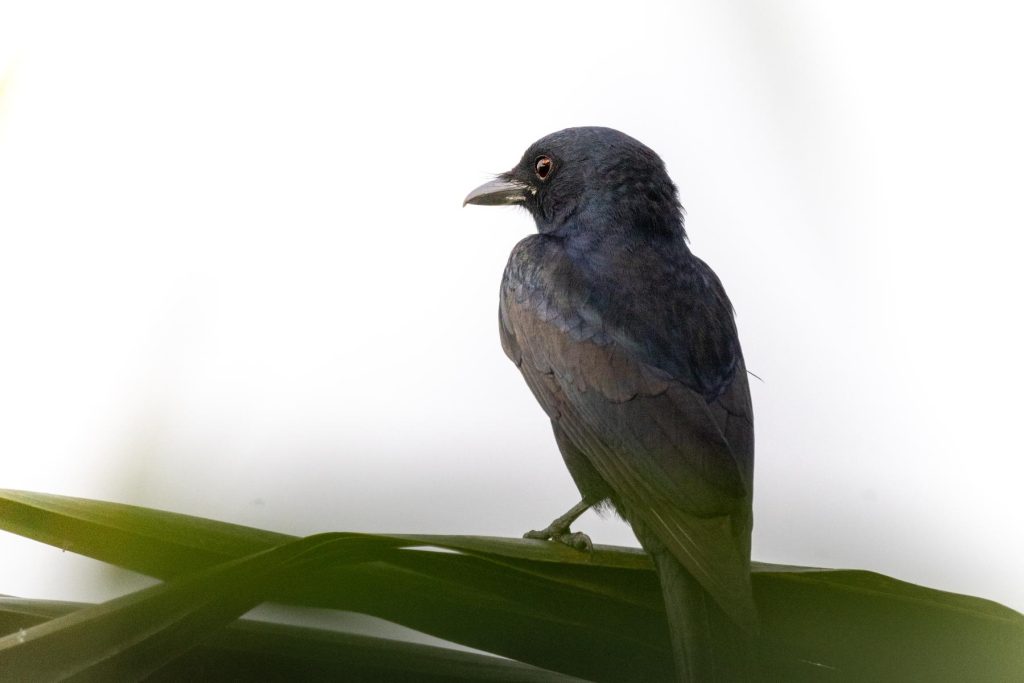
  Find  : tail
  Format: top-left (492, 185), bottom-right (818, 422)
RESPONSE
top-left (652, 551), bottom-right (757, 682)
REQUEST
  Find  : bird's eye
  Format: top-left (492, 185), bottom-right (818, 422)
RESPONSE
top-left (535, 156), bottom-right (553, 180)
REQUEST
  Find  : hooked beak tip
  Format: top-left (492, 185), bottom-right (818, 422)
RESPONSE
top-left (464, 177), bottom-right (530, 207)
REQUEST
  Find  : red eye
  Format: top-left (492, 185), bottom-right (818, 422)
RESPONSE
top-left (535, 156), bottom-right (553, 180)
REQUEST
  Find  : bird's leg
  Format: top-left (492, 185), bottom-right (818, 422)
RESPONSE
top-left (523, 498), bottom-right (594, 551)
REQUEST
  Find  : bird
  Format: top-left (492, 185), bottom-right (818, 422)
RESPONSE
top-left (464, 127), bottom-right (757, 681)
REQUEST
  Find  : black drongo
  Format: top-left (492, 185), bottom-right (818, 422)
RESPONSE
top-left (466, 127), bottom-right (756, 681)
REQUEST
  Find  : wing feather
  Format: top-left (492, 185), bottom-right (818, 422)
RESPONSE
top-left (499, 235), bottom-right (756, 627)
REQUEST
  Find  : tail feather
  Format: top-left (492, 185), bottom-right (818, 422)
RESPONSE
top-left (652, 552), bottom-right (756, 682)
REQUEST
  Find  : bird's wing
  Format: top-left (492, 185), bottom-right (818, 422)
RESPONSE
top-left (500, 244), bottom-right (755, 627)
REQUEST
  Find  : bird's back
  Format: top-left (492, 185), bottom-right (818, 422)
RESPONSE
top-left (499, 231), bottom-right (756, 628)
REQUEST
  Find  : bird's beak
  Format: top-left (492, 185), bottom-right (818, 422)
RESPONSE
top-left (463, 177), bottom-right (531, 207)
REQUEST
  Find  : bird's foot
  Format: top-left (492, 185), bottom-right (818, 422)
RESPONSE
top-left (523, 526), bottom-right (593, 552)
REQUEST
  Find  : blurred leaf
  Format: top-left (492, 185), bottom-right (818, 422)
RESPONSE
top-left (0, 597), bottom-right (583, 682)
top-left (0, 532), bottom-right (404, 680)
top-left (0, 491), bottom-right (673, 679)
top-left (0, 490), bottom-right (1022, 681)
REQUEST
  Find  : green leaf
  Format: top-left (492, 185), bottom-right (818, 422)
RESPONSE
top-left (0, 533), bottom-right (401, 680)
top-left (0, 597), bottom-right (585, 682)
top-left (0, 491), bottom-right (672, 680)
top-left (1, 490), bottom-right (1022, 681)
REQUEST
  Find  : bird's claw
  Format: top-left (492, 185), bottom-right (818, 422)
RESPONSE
top-left (523, 527), bottom-right (593, 552)
top-left (556, 531), bottom-right (593, 552)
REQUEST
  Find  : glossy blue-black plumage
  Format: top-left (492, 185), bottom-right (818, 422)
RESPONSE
top-left (486, 127), bottom-right (757, 676)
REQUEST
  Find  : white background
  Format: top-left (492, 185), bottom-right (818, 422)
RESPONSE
top-left (1, 1), bottom-right (1022, 616)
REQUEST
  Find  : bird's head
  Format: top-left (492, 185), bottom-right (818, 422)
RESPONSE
top-left (464, 127), bottom-right (685, 238)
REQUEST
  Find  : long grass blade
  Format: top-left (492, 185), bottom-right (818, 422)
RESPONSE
top-left (1, 490), bottom-right (1021, 681)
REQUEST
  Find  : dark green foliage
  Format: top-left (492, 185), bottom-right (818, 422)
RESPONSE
top-left (1, 490), bottom-right (1021, 681)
